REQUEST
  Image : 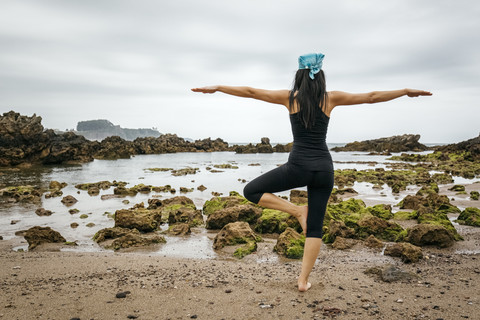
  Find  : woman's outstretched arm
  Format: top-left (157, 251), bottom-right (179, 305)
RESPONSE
top-left (328, 89), bottom-right (432, 108)
top-left (192, 85), bottom-right (290, 106)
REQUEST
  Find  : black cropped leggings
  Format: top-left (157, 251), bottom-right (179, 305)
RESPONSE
top-left (243, 163), bottom-right (334, 238)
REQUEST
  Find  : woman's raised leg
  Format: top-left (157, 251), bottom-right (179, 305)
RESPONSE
top-left (257, 193), bottom-right (308, 235)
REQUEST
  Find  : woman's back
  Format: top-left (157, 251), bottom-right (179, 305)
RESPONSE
top-left (288, 110), bottom-right (333, 172)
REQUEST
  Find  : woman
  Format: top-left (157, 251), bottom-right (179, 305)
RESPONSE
top-left (192, 53), bottom-right (432, 292)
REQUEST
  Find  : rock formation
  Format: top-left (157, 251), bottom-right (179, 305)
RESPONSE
top-left (331, 134), bottom-right (428, 152)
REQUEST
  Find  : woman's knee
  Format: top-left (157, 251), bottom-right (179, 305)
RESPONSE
top-left (243, 182), bottom-right (262, 204)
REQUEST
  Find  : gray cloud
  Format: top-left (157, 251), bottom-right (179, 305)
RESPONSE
top-left (1, 0), bottom-right (479, 143)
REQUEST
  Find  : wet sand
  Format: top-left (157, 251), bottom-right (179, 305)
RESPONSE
top-left (1, 226), bottom-right (479, 320)
top-left (1, 183), bottom-right (479, 319)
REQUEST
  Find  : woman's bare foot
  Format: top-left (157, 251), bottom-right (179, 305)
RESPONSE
top-left (298, 281), bottom-right (312, 292)
top-left (296, 206), bottom-right (308, 236)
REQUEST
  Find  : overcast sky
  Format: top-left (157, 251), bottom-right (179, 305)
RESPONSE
top-left (1, 0), bottom-right (479, 144)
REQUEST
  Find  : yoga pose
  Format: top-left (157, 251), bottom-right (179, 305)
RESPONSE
top-left (192, 53), bottom-right (432, 292)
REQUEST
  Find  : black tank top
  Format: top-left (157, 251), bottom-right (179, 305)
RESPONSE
top-left (287, 110), bottom-right (333, 172)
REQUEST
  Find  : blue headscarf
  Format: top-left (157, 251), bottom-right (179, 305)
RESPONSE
top-left (298, 53), bottom-right (325, 80)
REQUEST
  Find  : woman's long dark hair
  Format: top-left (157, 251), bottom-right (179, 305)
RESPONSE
top-left (288, 69), bottom-right (327, 130)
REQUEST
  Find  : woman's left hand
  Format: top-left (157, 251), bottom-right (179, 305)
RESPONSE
top-left (191, 86), bottom-right (219, 94)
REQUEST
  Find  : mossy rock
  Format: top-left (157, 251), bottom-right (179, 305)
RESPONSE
top-left (322, 220), bottom-right (355, 244)
top-left (416, 183), bottom-right (439, 196)
top-left (202, 193), bottom-right (249, 216)
top-left (325, 198), bottom-right (367, 226)
top-left (405, 224), bottom-right (455, 248)
top-left (233, 241), bottom-right (257, 259)
top-left (79, 214), bottom-right (89, 219)
top-left (470, 191), bottom-right (479, 200)
top-left (417, 208), bottom-right (462, 241)
top-left (274, 228), bottom-right (305, 259)
top-left (213, 222), bottom-right (262, 259)
top-left (254, 209), bottom-right (290, 234)
top-left (448, 185), bottom-right (465, 192)
top-left (366, 204), bottom-right (393, 220)
top-left (355, 215), bottom-right (404, 241)
top-left (456, 207), bottom-right (480, 227)
top-left (393, 211), bottom-right (418, 220)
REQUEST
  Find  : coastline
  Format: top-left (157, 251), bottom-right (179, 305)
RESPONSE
top-left (1, 229), bottom-right (478, 320)
top-left (1, 182), bottom-right (479, 319)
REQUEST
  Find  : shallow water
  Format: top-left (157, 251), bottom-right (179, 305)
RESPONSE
top-left (1, 149), bottom-right (478, 257)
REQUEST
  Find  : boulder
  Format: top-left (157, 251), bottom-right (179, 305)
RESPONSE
top-left (332, 236), bottom-right (357, 250)
top-left (356, 215), bottom-right (404, 241)
top-left (93, 227), bottom-right (166, 250)
top-left (167, 223), bottom-right (191, 236)
top-left (290, 189), bottom-right (308, 204)
top-left (364, 235), bottom-right (384, 249)
top-left (168, 207), bottom-right (203, 226)
top-left (24, 226), bottom-right (66, 250)
top-left (213, 221), bottom-right (260, 250)
top-left (384, 242), bottom-right (423, 263)
top-left (331, 134), bottom-right (428, 152)
top-left (49, 181), bottom-right (67, 190)
top-left (202, 193), bottom-right (248, 216)
top-left (61, 195), bottom-right (78, 206)
top-left (0, 185), bottom-right (42, 203)
top-left (405, 224), bottom-right (455, 248)
top-left (93, 227), bottom-right (134, 242)
top-left (274, 227), bottom-right (305, 259)
top-left (114, 208), bottom-right (162, 232)
top-left (35, 208), bottom-right (53, 216)
top-left (457, 207), bottom-right (480, 227)
top-left (206, 205), bottom-right (262, 229)
top-left (471, 191), bottom-right (479, 200)
top-left (322, 220), bottom-right (355, 243)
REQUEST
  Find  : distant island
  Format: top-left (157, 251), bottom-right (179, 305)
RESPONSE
top-left (75, 119), bottom-right (161, 141)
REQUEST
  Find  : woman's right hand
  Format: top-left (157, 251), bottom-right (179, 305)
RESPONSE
top-left (191, 86), bottom-right (219, 94)
top-left (406, 89), bottom-right (432, 97)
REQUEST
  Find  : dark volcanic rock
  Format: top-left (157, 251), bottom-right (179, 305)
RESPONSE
top-left (434, 134), bottom-right (480, 161)
top-left (0, 111), bottom-right (95, 166)
top-left (0, 111), bottom-right (233, 167)
top-left (331, 134), bottom-right (428, 152)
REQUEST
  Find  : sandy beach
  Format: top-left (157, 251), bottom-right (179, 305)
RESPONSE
top-left (1, 181), bottom-right (479, 320)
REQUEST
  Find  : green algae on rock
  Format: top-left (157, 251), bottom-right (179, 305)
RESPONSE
top-left (274, 228), bottom-right (305, 259)
top-left (384, 242), bottom-right (423, 263)
top-left (470, 191), bottom-right (479, 200)
top-left (24, 226), bottom-right (66, 250)
top-left (93, 226), bottom-right (166, 250)
top-left (456, 207), bottom-right (480, 227)
top-left (213, 221), bottom-right (262, 258)
top-left (206, 205), bottom-right (262, 229)
top-left (0, 185), bottom-right (43, 203)
top-left (405, 224), bottom-right (455, 248)
top-left (233, 241), bottom-right (257, 259)
top-left (202, 192), bottom-right (249, 216)
top-left (254, 209), bottom-right (301, 234)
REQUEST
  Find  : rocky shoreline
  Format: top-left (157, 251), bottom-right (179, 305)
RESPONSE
top-left (0, 111), bottom-right (293, 167)
top-left (1, 111), bottom-right (480, 319)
